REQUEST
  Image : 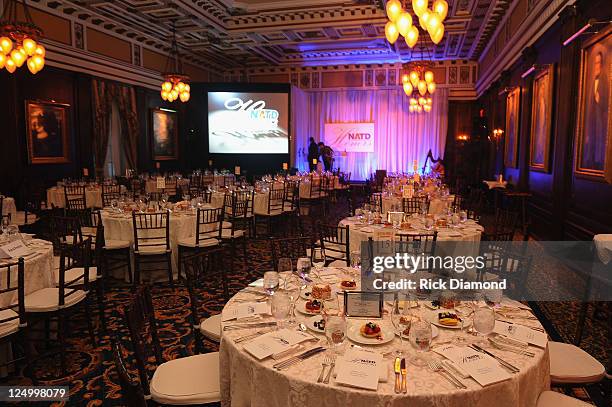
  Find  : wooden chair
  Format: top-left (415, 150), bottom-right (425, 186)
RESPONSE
top-left (111, 340), bottom-right (148, 407)
top-left (316, 223), bottom-right (350, 266)
top-left (283, 180), bottom-right (301, 235)
top-left (0, 258), bottom-right (29, 375)
top-left (482, 208), bottom-right (519, 241)
top-left (177, 207), bottom-right (224, 280)
top-left (182, 247), bottom-right (227, 352)
top-left (401, 196), bottom-right (429, 215)
top-left (222, 191), bottom-right (253, 272)
top-left (369, 193), bottom-right (383, 213)
top-left (123, 286), bottom-right (221, 405)
top-left (396, 232), bottom-right (438, 273)
top-left (132, 211), bottom-right (173, 287)
top-left (101, 184), bottom-right (122, 207)
top-left (64, 185), bottom-right (86, 209)
top-left (256, 188), bottom-right (285, 236)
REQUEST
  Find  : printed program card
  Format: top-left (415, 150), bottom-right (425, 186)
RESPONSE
top-left (433, 345), bottom-right (511, 386)
top-left (243, 329), bottom-right (312, 360)
top-left (0, 240), bottom-right (31, 259)
top-left (335, 348), bottom-right (381, 390)
top-left (221, 302), bottom-right (270, 322)
top-left (494, 321), bottom-right (547, 348)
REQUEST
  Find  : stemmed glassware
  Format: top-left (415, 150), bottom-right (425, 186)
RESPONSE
top-left (271, 292), bottom-right (291, 330)
top-left (296, 257), bottom-right (312, 284)
top-left (311, 248), bottom-right (325, 271)
top-left (349, 251), bottom-right (361, 278)
top-left (263, 271), bottom-right (280, 296)
top-left (325, 314), bottom-right (347, 354)
top-left (408, 319), bottom-right (432, 366)
top-left (391, 296), bottom-right (412, 357)
top-left (473, 306), bottom-right (496, 345)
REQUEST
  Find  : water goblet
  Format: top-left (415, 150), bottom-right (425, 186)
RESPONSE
top-left (311, 247), bottom-right (325, 270)
top-left (325, 314), bottom-right (347, 354)
top-left (408, 320), bottom-right (432, 366)
top-left (271, 292), bottom-right (291, 330)
top-left (391, 297), bottom-right (412, 357)
top-left (473, 306), bottom-right (496, 345)
top-left (263, 271), bottom-right (280, 296)
top-left (296, 257), bottom-right (311, 283)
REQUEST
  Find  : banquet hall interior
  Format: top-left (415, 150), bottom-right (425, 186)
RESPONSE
top-left (0, 0), bottom-right (610, 406)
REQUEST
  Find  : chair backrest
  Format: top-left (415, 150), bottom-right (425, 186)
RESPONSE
top-left (270, 236), bottom-right (311, 270)
top-left (195, 207), bottom-right (224, 246)
top-left (102, 184), bottom-right (122, 207)
top-left (283, 180), bottom-right (299, 212)
top-left (50, 215), bottom-right (83, 249)
top-left (369, 193), bottom-right (383, 212)
top-left (111, 340), bottom-right (148, 407)
top-left (123, 286), bottom-right (163, 395)
top-left (402, 196), bottom-right (429, 215)
top-left (308, 176), bottom-right (322, 199)
top-left (129, 178), bottom-right (144, 195)
top-left (451, 195), bottom-right (463, 212)
top-left (57, 238), bottom-right (92, 306)
top-left (202, 174), bottom-right (214, 186)
top-left (317, 223), bottom-right (350, 266)
top-left (223, 175), bottom-right (235, 187)
top-left (0, 258), bottom-right (25, 329)
top-left (131, 211), bottom-right (170, 253)
top-left (64, 185), bottom-right (86, 202)
top-left (491, 209), bottom-right (519, 241)
top-left (397, 232), bottom-right (438, 273)
top-left (66, 196), bottom-right (87, 211)
top-left (267, 188), bottom-right (285, 214)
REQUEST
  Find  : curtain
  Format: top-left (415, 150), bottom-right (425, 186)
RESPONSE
top-left (292, 88), bottom-right (448, 180)
top-left (91, 79), bottom-right (139, 177)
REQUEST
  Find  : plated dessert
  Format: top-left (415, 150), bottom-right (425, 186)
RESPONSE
top-left (339, 280), bottom-right (357, 290)
top-left (360, 322), bottom-right (382, 338)
top-left (311, 283), bottom-right (332, 300)
top-left (305, 299), bottom-right (322, 313)
top-left (438, 312), bottom-right (461, 326)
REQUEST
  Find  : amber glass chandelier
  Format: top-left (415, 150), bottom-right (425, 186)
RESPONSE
top-left (401, 61), bottom-right (435, 113)
top-left (384, 0), bottom-right (448, 47)
top-left (0, 0), bottom-right (46, 74)
top-left (160, 22), bottom-right (190, 103)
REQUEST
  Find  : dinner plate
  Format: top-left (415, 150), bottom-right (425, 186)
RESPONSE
top-left (346, 321), bottom-right (395, 345)
top-left (395, 324), bottom-right (439, 339)
top-left (428, 310), bottom-right (472, 329)
top-left (295, 299), bottom-right (325, 316)
top-left (307, 315), bottom-right (326, 334)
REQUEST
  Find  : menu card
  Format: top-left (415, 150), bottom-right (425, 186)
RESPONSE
top-left (335, 348), bottom-right (382, 390)
top-left (433, 345), bottom-right (511, 386)
top-left (344, 292), bottom-right (382, 318)
top-left (317, 268), bottom-right (340, 283)
top-left (243, 329), bottom-right (312, 360)
top-left (0, 240), bottom-right (32, 259)
top-left (494, 321), bottom-right (547, 348)
top-left (221, 302), bottom-right (270, 322)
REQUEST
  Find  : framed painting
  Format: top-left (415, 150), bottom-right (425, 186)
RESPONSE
top-left (574, 25), bottom-right (612, 182)
top-left (504, 87), bottom-right (521, 168)
top-left (529, 66), bottom-right (554, 171)
top-left (151, 108), bottom-right (178, 160)
top-left (25, 100), bottom-right (70, 164)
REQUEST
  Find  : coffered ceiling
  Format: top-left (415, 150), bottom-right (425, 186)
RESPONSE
top-left (37, 0), bottom-right (514, 70)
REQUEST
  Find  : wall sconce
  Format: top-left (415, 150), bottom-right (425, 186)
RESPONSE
top-left (492, 128), bottom-right (504, 140)
top-left (456, 134), bottom-right (469, 142)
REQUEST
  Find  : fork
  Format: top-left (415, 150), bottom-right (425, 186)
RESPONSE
top-left (317, 355), bottom-right (331, 383)
top-left (323, 355), bottom-right (336, 384)
top-left (427, 360), bottom-right (466, 389)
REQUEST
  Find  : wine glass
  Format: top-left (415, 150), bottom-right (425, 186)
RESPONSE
top-left (277, 257), bottom-right (292, 273)
top-left (459, 210), bottom-right (468, 223)
top-left (283, 274), bottom-right (300, 326)
top-left (325, 314), bottom-right (347, 354)
top-left (391, 297), bottom-right (412, 357)
top-left (263, 271), bottom-right (280, 296)
top-left (311, 248), bottom-right (325, 270)
top-left (349, 251), bottom-right (361, 277)
top-left (271, 292), bottom-right (290, 330)
top-left (408, 319), bottom-right (432, 366)
top-left (1, 216), bottom-right (10, 235)
top-left (473, 306), bottom-right (496, 345)
top-left (296, 257), bottom-right (311, 283)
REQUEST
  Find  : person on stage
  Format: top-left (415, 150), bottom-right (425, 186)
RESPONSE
top-left (307, 137), bottom-right (319, 172)
top-left (318, 142), bottom-right (334, 172)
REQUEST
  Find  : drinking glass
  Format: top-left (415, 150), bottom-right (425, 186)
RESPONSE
top-left (263, 271), bottom-right (280, 296)
top-left (277, 258), bottom-right (293, 273)
top-left (424, 217), bottom-right (434, 230)
top-left (283, 274), bottom-right (300, 326)
top-left (110, 199), bottom-right (118, 212)
top-left (296, 257), bottom-right (311, 283)
top-left (473, 306), bottom-right (496, 345)
top-left (391, 297), bottom-right (412, 357)
top-left (325, 314), bottom-right (347, 353)
top-left (459, 210), bottom-right (468, 223)
top-left (349, 251), bottom-right (361, 277)
top-left (409, 320), bottom-right (432, 366)
top-left (271, 292), bottom-right (290, 329)
top-left (311, 248), bottom-right (325, 270)
top-left (1, 216), bottom-right (10, 235)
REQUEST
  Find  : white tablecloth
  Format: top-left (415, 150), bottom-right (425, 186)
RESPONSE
top-left (0, 239), bottom-right (54, 307)
top-left (210, 192), bottom-right (270, 215)
top-left (47, 187), bottom-right (103, 208)
top-left (144, 178), bottom-right (190, 194)
top-left (380, 195), bottom-right (453, 215)
top-left (594, 234), bottom-right (612, 264)
top-left (219, 269), bottom-right (550, 407)
top-left (484, 181), bottom-right (508, 190)
top-left (2, 197), bottom-right (17, 222)
top-left (100, 210), bottom-right (199, 274)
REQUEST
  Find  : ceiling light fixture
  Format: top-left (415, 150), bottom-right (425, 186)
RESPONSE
top-left (160, 21), bottom-right (190, 103)
top-left (383, 0), bottom-right (448, 47)
top-left (0, 0), bottom-right (45, 74)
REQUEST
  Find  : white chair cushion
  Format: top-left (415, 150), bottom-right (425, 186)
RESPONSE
top-left (104, 239), bottom-right (130, 250)
top-left (55, 266), bottom-right (98, 285)
top-left (536, 391), bottom-right (592, 407)
top-left (0, 309), bottom-right (20, 339)
top-left (549, 341), bottom-right (605, 384)
top-left (25, 288), bottom-right (87, 312)
top-left (328, 260), bottom-right (347, 267)
top-left (255, 208), bottom-right (284, 216)
top-left (199, 314), bottom-right (222, 342)
top-left (221, 229), bottom-right (244, 239)
top-left (150, 352), bottom-right (221, 405)
top-left (135, 246), bottom-right (170, 255)
top-left (81, 226), bottom-right (97, 237)
top-left (178, 236), bottom-right (220, 248)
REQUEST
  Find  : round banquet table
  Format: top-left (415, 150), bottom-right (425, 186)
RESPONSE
top-left (100, 209), bottom-right (202, 275)
top-left (2, 197), bottom-right (17, 223)
top-left (219, 269), bottom-right (550, 407)
top-left (46, 186), bottom-right (105, 208)
top-left (379, 194), bottom-right (454, 215)
top-left (339, 216), bottom-right (484, 254)
top-left (0, 238), bottom-right (54, 307)
top-left (144, 178), bottom-right (190, 194)
top-left (209, 192), bottom-right (276, 215)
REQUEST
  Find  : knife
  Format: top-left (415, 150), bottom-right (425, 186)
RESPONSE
top-left (470, 344), bottom-right (520, 373)
top-left (273, 346), bottom-right (325, 370)
top-left (223, 321), bottom-right (277, 331)
top-left (394, 357), bottom-right (401, 394)
top-left (400, 358), bottom-right (407, 393)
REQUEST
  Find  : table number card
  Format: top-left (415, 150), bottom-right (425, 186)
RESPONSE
top-left (344, 291), bottom-right (383, 318)
top-left (0, 240), bottom-right (31, 259)
top-left (156, 177), bottom-right (166, 190)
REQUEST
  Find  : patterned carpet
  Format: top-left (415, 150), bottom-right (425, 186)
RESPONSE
top-left (5, 193), bottom-right (609, 406)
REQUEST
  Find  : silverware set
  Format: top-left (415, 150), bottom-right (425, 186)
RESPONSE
top-left (273, 346), bottom-right (326, 371)
top-left (223, 321), bottom-right (277, 331)
top-left (488, 337), bottom-right (535, 357)
top-left (427, 360), bottom-right (467, 389)
top-left (393, 357), bottom-right (409, 393)
top-left (469, 344), bottom-right (520, 373)
top-left (233, 329), bottom-right (273, 343)
top-left (317, 355), bottom-right (336, 384)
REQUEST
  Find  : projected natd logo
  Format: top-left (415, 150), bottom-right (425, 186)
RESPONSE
top-left (324, 122), bottom-right (375, 152)
top-left (223, 97), bottom-right (280, 126)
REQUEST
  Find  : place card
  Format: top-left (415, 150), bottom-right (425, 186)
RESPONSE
top-left (335, 348), bottom-right (381, 390)
top-left (0, 240), bottom-right (32, 259)
top-left (494, 321), bottom-right (547, 348)
top-left (221, 302), bottom-right (270, 322)
top-left (243, 329), bottom-right (312, 360)
top-left (433, 345), bottom-right (511, 386)
top-left (344, 291), bottom-right (383, 318)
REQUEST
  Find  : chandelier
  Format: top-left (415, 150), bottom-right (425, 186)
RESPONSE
top-left (0, 0), bottom-right (46, 74)
top-left (402, 62), bottom-right (435, 113)
top-left (384, 0), bottom-right (448, 47)
top-left (160, 22), bottom-right (190, 103)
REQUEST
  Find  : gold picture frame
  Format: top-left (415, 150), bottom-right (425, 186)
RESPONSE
top-left (504, 87), bottom-right (521, 168)
top-left (574, 25), bottom-right (612, 183)
top-left (151, 108), bottom-right (179, 161)
top-left (25, 100), bottom-right (70, 164)
top-left (529, 66), bottom-right (554, 171)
